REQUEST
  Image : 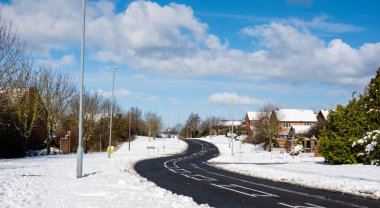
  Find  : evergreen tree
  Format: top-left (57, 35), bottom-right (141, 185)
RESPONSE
top-left (319, 99), bottom-right (368, 164)
top-left (363, 68), bottom-right (380, 130)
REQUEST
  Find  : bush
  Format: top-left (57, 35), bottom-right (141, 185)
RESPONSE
top-left (319, 130), bottom-right (357, 164)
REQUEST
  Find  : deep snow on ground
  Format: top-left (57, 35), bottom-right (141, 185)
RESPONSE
top-left (199, 135), bottom-right (380, 200)
top-left (0, 136), bottom-right (209, 208)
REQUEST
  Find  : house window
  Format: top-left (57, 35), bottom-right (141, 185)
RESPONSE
top-left (283, 122), bottom-right (290, 128)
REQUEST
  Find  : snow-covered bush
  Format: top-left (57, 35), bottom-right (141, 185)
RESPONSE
top-left (27, 147), bottom-right (62, 157)
top-left (290, 145), bottom-right (303, 156)
top-left (236, 134), bottom-right (247, 141)
top-left (352, 130), bottom-right (380, 165)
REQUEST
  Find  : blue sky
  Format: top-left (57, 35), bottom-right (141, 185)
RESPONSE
top-left (1, 0), bottom-right (380, 127)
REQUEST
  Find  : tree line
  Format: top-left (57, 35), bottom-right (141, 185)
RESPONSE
top-left (0, 16), bottom-right (163, 157)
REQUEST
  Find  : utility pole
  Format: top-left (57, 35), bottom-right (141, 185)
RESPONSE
top-left (99, 133), bottom-right (102, 152)
top-left (76, 0), bottom-right (86, 179)
top-left (231, 119), bottom-right (234, 156)
top-left (129, 113), bottom-right (131, 151)
top-left (177, 112), bottom-right (180, 143)
top-left (209, 114), bottom-right (211, 140)
top-left (228, 110), bottom-right (231, 148)
top-left (107, 67), bottom-right (117, 158)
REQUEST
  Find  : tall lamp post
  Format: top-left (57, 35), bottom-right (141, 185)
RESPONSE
top-left (107, 67), bottom-right (117, 158)
top-left (76, 0), bottom-right (86, 179)
top-left (128, 113), bottom-right (131, 151)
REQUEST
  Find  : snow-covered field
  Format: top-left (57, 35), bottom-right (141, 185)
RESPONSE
top-left (199, 135), bottom-right (380, 200)
top-left (0, 136), bottom-right (209, 208)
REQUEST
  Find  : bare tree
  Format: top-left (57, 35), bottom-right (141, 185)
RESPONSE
top-left (37, 65), bottom-right (75, 155)
top-left (70, 90), bottom-right (104, 153)
top-left (185, 112), bottom-right (200, 138)
top-left (127, 106), bottom-right (143, 135)
top-left (0, 16), bottom-right (29, 90)
top-left (200, 116), bottom-right (220, 136)
top-left (145, 111), bottom-right (162, 140)
top-left (3, 58), bottom-right (39, 150)
top-left (254, 103), bottom-right (280, 151)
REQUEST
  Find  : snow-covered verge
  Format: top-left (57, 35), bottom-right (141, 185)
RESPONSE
top-left (0, 136), bottom-right (209, 208)
top-left (198, 135), bottom-right (380, 200)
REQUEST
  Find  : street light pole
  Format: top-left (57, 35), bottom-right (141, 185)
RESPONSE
top-left (128, 113), bottom-right (131, 151)
top-left (231, 119), bottom-right (234, 156)
top-left (107, 67), bottom-right (117, 158)
top-left (76, 0), bottom-right (86, 179)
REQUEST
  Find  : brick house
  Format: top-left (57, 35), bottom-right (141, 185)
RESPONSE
top-left (271, 109), bottom-right (318, 151)
top-left (244, 112), bottom-right (259, 135)
top-left (317, 110), bottom-right (330, 126)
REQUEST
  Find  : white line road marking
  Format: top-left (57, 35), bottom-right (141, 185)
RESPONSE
top-left (304, 203), bottom-right (325, 208)
top-left (278, 202), bottom-right (325, 208)
top-left (181, 174), bottom-right (218, 181)
top-left (170, 168), bottom-right (191, 174)
top-left (211, 183), bottom-right (278, 198)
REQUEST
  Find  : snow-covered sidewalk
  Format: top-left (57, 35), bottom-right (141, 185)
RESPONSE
top-left (0, 136), bottom-right (208, 208)
top-left (199, 136), bottom-right (380, 200)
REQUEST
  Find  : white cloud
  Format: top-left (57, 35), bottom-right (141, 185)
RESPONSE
top-left (208, 92), bottom-right (266, 105)
top-left (36, 54), bottom-right (76, 68)
top-left (97, 88), bottom-right (162, 103)
top-left (98, 89), bottom-right (135, 98)
top-left (1, 0), bottom-right (379, 88)
top-left (291, 15), bottom-right (364, 33)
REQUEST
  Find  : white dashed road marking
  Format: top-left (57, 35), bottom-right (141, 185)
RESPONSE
top-left (211, 183), bottom-right (279, 198)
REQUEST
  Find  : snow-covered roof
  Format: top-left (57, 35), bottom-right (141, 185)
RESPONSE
top-left (246, 112), bottom-right (259, 121)
top-left (291, 125), bottom-right (311, 134)
top-left (274, 109), bottom-right (317, 122)
top-left (320, 110), bottom-right (330, 120)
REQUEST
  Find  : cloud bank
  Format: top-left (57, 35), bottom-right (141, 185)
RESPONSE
top-left (208, 92), bottom-right (267, 105)
top-left (1, 0), bottom-right (379, 87)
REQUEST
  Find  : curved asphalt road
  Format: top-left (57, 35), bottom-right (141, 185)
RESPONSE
top-left (135, 139), bottom-right (380, 208)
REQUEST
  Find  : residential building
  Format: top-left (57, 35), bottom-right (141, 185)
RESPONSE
top-left (271, 109), bottom-right (318, 138)
top-left (317, 110), bottom-right (330, 126)
top-left (244, 111), bottom-right (259, 134)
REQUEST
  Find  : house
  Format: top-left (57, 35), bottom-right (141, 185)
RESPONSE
top-left (317, 110), bottom-right (330, 126)
top-left (271, 109), bottom-right (318, 151)
top-left (244, 112), bottom-right (259, 134)
top-left (271, 109), bottom-right (318, 138)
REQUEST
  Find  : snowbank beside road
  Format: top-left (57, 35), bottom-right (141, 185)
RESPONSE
top-left (0, 136), bottom-right (208, 208)
top-left (199, 135), bottom-right (380, 200)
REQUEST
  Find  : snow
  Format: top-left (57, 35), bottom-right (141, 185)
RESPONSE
top-left (219, 120), bottom-right (243, 127)
top-left (291, 125), bottom-right (311, 134)
top-left (289, 145), bottom-right (303, 155)
top-left (275, 109), bottom-right (318, 122)
top-left (199, 135), bottom-right (380, 200)
top-left (0, 136), bottom-right (209, 208)
top-left (2, 134), bottom-right (379, 207)
top-left (320, 110), bottom-right (330, 120)
top-left (246, 111), bottom-right (259, 121)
